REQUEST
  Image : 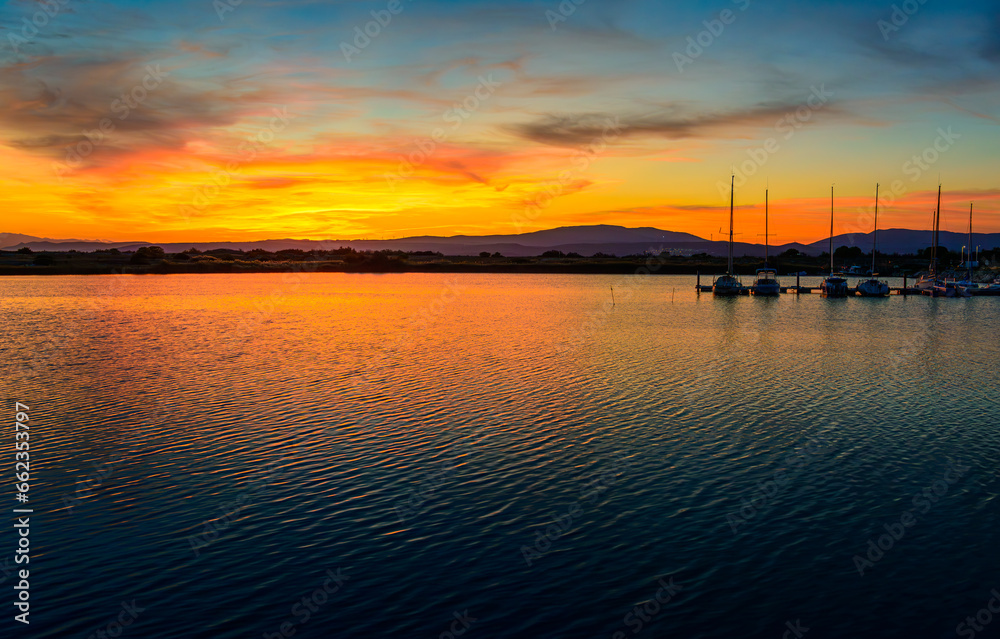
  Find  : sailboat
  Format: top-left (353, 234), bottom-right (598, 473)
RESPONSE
top-left (914, 185), bottom-right (942, 292)
top-left (713, 175), bottom-right (743, 296)
top-left (820, 185), bottom-right (849, 298)
top-left (750, 188), bottom-right (780, 296)
top-left (922, 187), bottom-right (971, 297)
top-left (956, 203), bottom-right (989, 296)
top-left (855, 183), bottom-right (890, 297)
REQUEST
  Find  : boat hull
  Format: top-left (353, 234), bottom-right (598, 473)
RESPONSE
top-left (973, 285), bottom-right (1000, 296)
top-left (713, 284), bottom-right (743, 296)
top-left (820, 277), bottom-right (849, 298)
top-left (713, 275), bottom-right (743, 296)
top-left (855, 279), bottom-right (889, 297)
top-left (750, 283), bottom-right (780, 296)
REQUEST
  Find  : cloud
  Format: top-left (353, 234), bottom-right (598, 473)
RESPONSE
top-left (0, 51), bottom-right (291, 172)
top-left (508, 99), bottom-right (851, 147)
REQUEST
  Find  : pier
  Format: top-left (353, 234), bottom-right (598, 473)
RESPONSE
top-left (695, 272), bottom-right (921, 295)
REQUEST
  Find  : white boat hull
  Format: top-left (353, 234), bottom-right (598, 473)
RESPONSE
top-left (855, 279), bottom-right (889, 297)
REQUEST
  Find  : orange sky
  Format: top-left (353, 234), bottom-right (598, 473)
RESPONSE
top-left (2, 0), bottom-right (998, 244)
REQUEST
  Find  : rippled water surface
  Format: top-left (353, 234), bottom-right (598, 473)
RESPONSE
top-left (3, 273), bottom-right (999, 638)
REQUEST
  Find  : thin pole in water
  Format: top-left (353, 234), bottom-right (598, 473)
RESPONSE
top-left (611, 285), bottom-right (615, 306)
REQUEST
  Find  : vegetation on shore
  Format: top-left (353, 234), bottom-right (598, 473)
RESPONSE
top-left (2, 244), bottom-right (997, 277)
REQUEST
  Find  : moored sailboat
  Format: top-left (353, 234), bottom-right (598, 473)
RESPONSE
top-left (957, 203), bottom-right (984, 296)
top-left (914, 184), bottom-right (943, 292)
top-left (855, 183), bottom-right (890, 297)
top-left (820, 185), bottom-right (849, 298)
top-left (751, 188), bottom-right (780, 296)
top-left (713, 175), bottom-right (743, 296)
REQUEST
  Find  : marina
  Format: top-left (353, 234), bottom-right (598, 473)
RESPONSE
top-left (695, 272), bottom-right (999, 296)
top-left (701, 180), bottom-right (999, 298)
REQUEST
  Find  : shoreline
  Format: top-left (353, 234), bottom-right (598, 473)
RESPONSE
top-left (1, 253), bottom-right (993, 279)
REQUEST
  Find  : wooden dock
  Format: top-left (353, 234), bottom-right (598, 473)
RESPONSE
top-left (695, 272), bottom-right (921, 295)
top-left (694, 284), bottom-right (921, 295)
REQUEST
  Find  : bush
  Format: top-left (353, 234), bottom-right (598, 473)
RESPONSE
top-left (246, 249), bottom-right (274, 261)
top-left (130, 246), bottom-right (165, 264)
top-left (276, 249), bottom-right (307, 261)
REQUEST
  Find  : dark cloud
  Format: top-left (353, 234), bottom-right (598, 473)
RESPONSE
top-left (508, 99), bottom-right (849, 147)
top-left (0, 52), bottom-right (284, 169)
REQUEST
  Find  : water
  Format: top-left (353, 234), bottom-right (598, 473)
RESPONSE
top-left (2, 273), bottom-right (998, 639)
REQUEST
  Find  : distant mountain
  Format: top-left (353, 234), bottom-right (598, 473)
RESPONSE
top-left (3, 225), bottom-right (998, 257)
top-left (0, 233), bottom-right (47, 247)
top-left (804, 228), bottom-right (1000, 255)
top-left (0, 234), bottom-right (145, 252)
top-left (394, 225), bottom-right (705, 247)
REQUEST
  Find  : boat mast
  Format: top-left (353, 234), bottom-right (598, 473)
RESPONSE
top-left (968, 201), bottom-right (974, 281)
top-left (931, 183), bottom-right (941, 277)
top-left (829, 185), bottom-right (834, 274)
top-left (729, 174), bottom-right (734, 275)
top-left (872, 183), bottom-right (879, 275)
top-left (765, 188), bottom-right (769, 265)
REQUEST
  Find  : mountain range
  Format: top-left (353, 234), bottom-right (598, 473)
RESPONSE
top-left (2, 226), bottom-right (997, 258)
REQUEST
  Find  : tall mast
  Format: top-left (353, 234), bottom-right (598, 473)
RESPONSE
top-left (729, 174), bottom-right (734, 275)
top-left (931, 183), bottom-right (941, 277)
top-left (968, 202), bottom-right (974, 281)
top-left (829, 185), bottom-right (834, 274)
top-left (765, 188), bottom-right (769, 265)
top-left (872, 183), bottom-right (879, 274)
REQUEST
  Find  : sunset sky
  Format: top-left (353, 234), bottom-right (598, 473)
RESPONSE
top-left (1, 0), bottom-right (997, 243)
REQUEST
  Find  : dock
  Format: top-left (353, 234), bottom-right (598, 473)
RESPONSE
top-left (695, 272), bottom-right (921, 295)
